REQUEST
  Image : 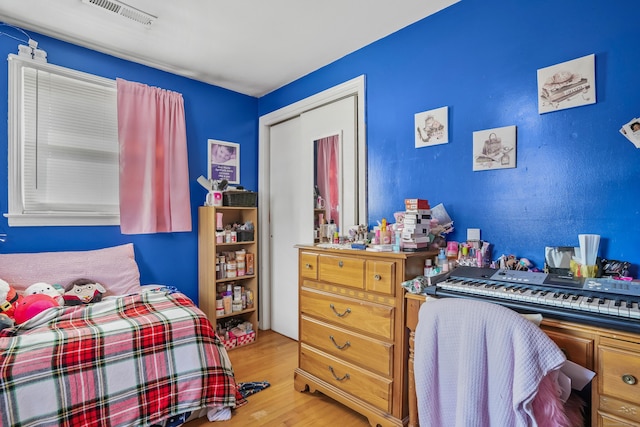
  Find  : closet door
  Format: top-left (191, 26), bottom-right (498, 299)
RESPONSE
top-left (269, 96), bottom-right (357, 340)
top-left (269, 116), bottom-right (305, 340)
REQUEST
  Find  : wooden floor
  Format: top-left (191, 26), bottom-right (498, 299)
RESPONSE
top-left (185, 329), bottom-right (371, 427)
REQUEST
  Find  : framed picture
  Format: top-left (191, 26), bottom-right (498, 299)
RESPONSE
top-left (537, 54), bottom-right (596, 114)
top-left (473, 125), bottom-right (517, 171)
top-left (415, 106), bottom-right (449, 148)
top-left (208, 139), bottom-right (240, 184)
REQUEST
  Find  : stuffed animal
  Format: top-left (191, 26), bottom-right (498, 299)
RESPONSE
top-left (393, 211), bottom-right (405, 230)
top-left (63, 278), bottom-right (106, 305)
top-left (0, 278), bottom-right (23, 319)
top-left (0, 313), bottom-right (14, 331)
top-left (13, 294), bottom-right (59, 325)
top-left (24, 282), bottom-right (65, 305)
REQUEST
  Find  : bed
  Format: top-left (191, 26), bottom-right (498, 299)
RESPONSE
top-left (0, 244), bottom-right (245, 427)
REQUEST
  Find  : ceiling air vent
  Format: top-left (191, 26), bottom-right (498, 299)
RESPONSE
top-left (81, 0), bottom-right (157, 26)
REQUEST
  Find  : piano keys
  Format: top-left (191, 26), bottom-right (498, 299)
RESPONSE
top-left (424, 266), bottom-right (640, 333)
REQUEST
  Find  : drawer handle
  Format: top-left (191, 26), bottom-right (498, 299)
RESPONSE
top-left (305, 263), bottom-right (312, 269)
top-left (328, 366), bottom-right (350, 381)
top-left (329, 335), bottom-right (351, 350)
top-left (622, 374), bottom-right (637, 385)
top-left (374, 274), bottom-right (381, 281)
top-left (338, 261), bottom-right (344, 267)
top-left (329, 303), bottom-right (351, 317)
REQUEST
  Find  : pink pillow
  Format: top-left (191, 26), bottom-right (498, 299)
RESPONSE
top-left (0, 243), bottom-right (141, 296)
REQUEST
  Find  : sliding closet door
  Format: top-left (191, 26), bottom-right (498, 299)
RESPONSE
top-left (269, 96), bottom-right (357, 340)
top-left (269, 116), bottom-right (306, 340)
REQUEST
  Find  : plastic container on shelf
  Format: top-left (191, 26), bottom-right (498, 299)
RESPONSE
top-left (237, 230), bottom-right (254, 241)
top-left (223, 191), bottom-right (258, 207)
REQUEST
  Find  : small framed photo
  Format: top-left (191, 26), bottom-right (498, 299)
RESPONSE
top-left (473, 125), bottom-right (517, 171)
top-left (415, 106), bottom-right (449, 148)
top-left (537, 54), bottom-right (596, 114)
top-left (208, 139), bottom-right (240, 184)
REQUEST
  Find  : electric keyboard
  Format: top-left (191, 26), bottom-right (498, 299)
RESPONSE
top-left (424, 266), bottom-right (640, 333)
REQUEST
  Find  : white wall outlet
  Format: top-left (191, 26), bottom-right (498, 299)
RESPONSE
top-left (467, 228), bottom-right (481, 241)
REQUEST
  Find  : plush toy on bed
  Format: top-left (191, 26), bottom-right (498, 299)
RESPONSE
top-left (63, 278), bottom-right (106, 305)
top-left (24, 282), bottom-right (65, 306)
top-left (0, 313), bottom-right (14, 330)
top-left (0, 278), bottom-right (23, 320)
top-left (14, 294), bottom-right (60, 325)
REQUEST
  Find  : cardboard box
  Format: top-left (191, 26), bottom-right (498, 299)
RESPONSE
top-left (405, 199), bottom-right (430, 210)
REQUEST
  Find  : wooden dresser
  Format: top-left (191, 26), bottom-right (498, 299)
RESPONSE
top-left (294, 245), bottom-right (436, 427)
top-left (406, 294), bottom-right (640, 427)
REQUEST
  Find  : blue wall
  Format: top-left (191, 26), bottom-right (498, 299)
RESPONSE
top-left (260, 0), bottom-right (640, 273)
top-left (0, 30), bottom-right (259, 303)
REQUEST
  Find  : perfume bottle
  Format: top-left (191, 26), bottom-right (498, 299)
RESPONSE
top-left (501, 152), bottom-right (510, 165)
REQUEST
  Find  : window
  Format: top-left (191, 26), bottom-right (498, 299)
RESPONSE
top-left (7, 54), bottom-right (120, 226)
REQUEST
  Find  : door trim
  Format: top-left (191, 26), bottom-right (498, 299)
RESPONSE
top-left (258, 75), bottom-right (366, 331)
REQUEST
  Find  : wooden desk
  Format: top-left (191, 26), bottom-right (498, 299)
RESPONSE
top-left (405, 293), bottom-right (640, 427)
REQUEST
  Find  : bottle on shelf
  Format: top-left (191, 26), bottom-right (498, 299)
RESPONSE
top-left (438, 248), bottom-right (448, 272)
top-left (328, 219), bottom-right (336, 236)
top-left (424, 258), bottom-right (433, 276)
top-left (216, 212), bottom-right (224, 243)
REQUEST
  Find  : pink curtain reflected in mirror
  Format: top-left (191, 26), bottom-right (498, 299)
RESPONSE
top-left (315, 135), bottom-right (340, 229)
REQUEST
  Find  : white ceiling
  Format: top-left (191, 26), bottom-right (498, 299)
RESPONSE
top-left (0, 0), bottom-right (459, 97)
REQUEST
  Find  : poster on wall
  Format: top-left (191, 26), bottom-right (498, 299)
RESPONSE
top-left (537, 54), bottom-right (596, 114)
top-left (473, 125), bottom-right (517, 171)
top-left (415, 106), bottom-right (449, 148)
top-left (620, 117), bottom-right (640, 148)
top-left (208, 139), bottom-right (240, 184)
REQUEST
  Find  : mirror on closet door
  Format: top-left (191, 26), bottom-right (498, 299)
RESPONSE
top-left (314, 134), bottom-right (341, 242)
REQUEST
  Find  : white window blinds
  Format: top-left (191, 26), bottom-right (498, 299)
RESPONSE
top-left (7, 55), bottom-right (120, 226)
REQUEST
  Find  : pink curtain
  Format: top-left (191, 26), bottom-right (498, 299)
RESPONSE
top-left (116, 78), bottom-right (192, 234)
top-left (316, 135), bottom-right (340, 228)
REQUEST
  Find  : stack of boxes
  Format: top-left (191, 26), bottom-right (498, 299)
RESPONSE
top-left (402, 198), bottom-right (431, 251)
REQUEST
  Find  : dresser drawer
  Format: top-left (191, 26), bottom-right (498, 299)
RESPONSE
top-left (543, 329), bottom-right (594, 369)
top-left (318, 254), bottom-right (365, 289)
top-left (300, 316), bottom-right (393, 376)
top-left (300, 288), bottom-right (394, 340)
top-left (300, 343), bottom-right (392, 413)
top-left (598, 337), bottom-right (640, 407)
top-left (599, 395), bottom-right (640, 425)
top-left (300, 251), bottom-right (318, 280)
top-left (366, 260), bottom-right (396, 296)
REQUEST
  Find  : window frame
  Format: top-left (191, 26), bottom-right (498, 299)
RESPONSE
top-left (6, 54), bottom-right (120, 227)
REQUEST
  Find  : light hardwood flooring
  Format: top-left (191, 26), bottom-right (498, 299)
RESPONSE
top-left (185, 329), bottom-right (370, 427)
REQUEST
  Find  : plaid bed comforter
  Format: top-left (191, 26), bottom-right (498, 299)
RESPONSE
top-left (0, 291), bottom-right (246, 427)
